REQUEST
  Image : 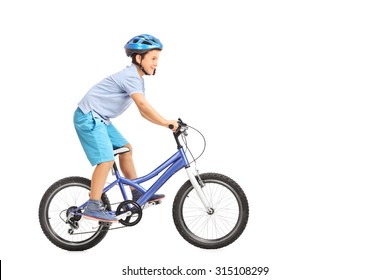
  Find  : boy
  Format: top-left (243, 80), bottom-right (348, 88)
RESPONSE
top-left (73, 34), bottom-right (178, 222)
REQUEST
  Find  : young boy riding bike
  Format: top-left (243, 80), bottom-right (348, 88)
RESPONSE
top-left (73, 34), bottom-right (178, 223)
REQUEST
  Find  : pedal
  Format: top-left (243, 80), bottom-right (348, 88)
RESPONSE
top-left (143, 199), bottom-right (162, 209)
top-left (98, 221), bottom-right (113, 227)
top-left (153, 199), bottom-right (162, 205)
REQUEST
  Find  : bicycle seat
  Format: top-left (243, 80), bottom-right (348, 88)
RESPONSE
top-left (113, 146), bottom-right (130, 156)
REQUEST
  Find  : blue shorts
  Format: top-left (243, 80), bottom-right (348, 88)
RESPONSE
top-left (73, 108), bottom-right (128, 166)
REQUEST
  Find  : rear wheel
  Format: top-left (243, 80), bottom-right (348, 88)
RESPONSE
top-left (39, 176), bottom-right (111, 251)
top-left (173, 173), bottom-right (249, 249)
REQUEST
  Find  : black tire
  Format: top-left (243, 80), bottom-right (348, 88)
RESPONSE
top-left (173, 173), bottom-right (249, 249)
top-left (38, 176), bottom-right (111, 251)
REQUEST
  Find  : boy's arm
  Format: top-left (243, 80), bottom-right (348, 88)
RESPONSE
top-left (131, 93), bottom-right (177, 130)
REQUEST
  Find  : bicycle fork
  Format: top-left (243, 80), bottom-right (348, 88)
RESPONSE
top-left (185, 167), bottom-right (214, 214)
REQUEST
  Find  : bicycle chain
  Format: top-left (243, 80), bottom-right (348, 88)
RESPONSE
top-left (70, 223), bottom-right (128, 235)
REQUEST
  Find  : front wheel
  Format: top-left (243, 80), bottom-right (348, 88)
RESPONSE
top-left (173, 173), bottom-right (249, 249)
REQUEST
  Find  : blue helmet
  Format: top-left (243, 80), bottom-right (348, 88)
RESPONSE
top-left (124, 34), bottom-right (163, 57)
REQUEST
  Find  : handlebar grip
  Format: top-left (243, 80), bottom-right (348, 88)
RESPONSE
top-left (168, 124), bottom-right (174, 129)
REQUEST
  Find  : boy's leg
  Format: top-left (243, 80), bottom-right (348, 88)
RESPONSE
top-left (90, 160), bottom-right (115, 200)
top-left (73, 109), bottom-right (118, 222)
top-left (83, 160), bottom-right (118, 223)
top-left (118, 143), bottom-right (137, 180)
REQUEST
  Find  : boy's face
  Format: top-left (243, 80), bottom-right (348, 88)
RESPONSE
top-left (139, 50), bottom-right (161, 75)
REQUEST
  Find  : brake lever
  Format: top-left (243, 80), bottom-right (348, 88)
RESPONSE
top-left (181, 126), bottom-right (188, 136)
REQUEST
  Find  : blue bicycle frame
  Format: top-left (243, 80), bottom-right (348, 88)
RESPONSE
top-left (78, 147), bottom-right (190, 210)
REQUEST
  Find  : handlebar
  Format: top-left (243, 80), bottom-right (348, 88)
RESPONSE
top-left (170, 118), bottom-right (188, 149)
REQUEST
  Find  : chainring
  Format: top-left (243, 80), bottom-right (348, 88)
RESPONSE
top-left (115, 200), bottom-right (142, 226)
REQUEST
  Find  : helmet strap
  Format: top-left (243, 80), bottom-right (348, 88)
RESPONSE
top-left (135, 58), bottom-right (151, 76)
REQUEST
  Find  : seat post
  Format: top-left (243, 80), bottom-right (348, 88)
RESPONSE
top-left (112, 161), bottom-right (119, 172)
top-left (110, 159), bottom-right (120, 177)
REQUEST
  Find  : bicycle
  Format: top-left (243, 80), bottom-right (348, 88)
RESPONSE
top-left (38, 119), bottom-right (249, 251)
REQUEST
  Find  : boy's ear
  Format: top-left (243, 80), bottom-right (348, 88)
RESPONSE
top-left (136, 54), bottom-right (142, 64)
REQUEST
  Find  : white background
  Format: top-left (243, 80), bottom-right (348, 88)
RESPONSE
top-left (1, 0), bottom-right (389, 279)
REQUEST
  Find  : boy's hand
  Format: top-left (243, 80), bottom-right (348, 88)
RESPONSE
top-left (168, 121), bottom-right (179, 132)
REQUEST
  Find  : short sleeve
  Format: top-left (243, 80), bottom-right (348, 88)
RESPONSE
top-left (122, 75), bottom-right (144, 95)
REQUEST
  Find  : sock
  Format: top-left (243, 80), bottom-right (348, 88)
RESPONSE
top-left (86, 199), bottom-right (100, 211)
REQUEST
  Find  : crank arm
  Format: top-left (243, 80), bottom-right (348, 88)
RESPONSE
top-left (116, 211), bottom-right (138, 220)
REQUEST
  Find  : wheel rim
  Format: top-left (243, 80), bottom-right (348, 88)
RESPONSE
top-left (44, 182), bottom-right (105, 246)
top-left (180, 179), bottom-right (243, 243)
